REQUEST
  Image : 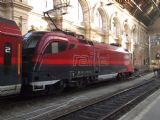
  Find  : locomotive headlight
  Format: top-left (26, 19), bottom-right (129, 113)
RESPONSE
top-left (124, 55), bottom-right (130, 65)
top-left (124, 55), bottom-right (130, 60)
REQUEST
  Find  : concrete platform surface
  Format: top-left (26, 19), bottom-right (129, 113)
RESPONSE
top-left (119, 78), bottom-right (160, 120)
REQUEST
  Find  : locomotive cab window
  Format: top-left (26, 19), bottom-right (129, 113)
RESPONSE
top-left (44, 41), bottom-right (68, 54)
top-left (22, 32), bottom-right (45, 49)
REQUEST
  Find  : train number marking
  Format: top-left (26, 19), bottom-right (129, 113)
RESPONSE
top-left (5, 46), bottom-right (11, 53)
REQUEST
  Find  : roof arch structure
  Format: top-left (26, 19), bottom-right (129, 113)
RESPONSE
top-left (97, 7), bottom-right (109, 32)
top-left (109, 12), bottom-right (121, 32)
top-left (115, 0), bottom-right (160, 26)
top-left (78, 0), bottom-right (90, 26)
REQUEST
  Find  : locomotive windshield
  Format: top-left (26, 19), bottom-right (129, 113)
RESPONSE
top-left (22, 32), bottom-right (45, 49)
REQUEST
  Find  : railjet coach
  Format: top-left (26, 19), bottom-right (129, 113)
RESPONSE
top-left (0, 17), bottom-right (21, 96)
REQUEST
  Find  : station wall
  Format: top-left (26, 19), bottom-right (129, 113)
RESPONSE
top-left (0, 0), bottom-right (150, 69)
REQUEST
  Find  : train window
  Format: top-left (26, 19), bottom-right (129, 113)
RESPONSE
top-left (44, 45), bottom-right (51, 54)
top-left (58, 41), bottom-right (68, 52)
top-left (27, 37), bottom-right (38, 48)
top-left (44, 41), bottom-right (68, 54)
top-left (23, 32), bottom-right (45, 49)
top-left (51, 42), bottom-right (59, 53)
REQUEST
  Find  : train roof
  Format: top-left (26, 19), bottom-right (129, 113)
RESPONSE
top-left (0, 17), bottom-right (21, 36)
top-left (30, 31), bottom-right (130, 53)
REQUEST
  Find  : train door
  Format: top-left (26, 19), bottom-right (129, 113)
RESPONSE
top-left (94, 48), bottom-right (100, 75)
top-left (0, 34), bottom-right (21, 96)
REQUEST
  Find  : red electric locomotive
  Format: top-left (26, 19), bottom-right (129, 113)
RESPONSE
top-left (0, 17), bottom-right (21, 96)
top-left (0, 17), bottom-right (133, 96)
top-left (22, 30), bottom-right (133, 94)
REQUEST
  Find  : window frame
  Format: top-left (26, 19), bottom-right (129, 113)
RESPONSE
top-left (43, 40), bottom-right (69, 54)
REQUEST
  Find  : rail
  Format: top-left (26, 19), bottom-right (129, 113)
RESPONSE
top-left (54, 79), bottom-right (160, 120)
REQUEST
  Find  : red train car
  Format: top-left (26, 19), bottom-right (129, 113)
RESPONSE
top-left (22, 30), bottom-right (133, 94)
top-left (0, 17), bottom-right (21, 96)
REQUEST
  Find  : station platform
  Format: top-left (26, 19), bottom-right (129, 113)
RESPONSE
top-left (0, 73), bottom-right (155, 120)
top-left (119, 78), bottom-right (160, 120)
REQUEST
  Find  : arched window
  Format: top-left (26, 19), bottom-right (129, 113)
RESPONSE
top-left (132, 28), bottom-right (137, 44)
top-left (124, 24), bottom-right (129, 42)
top-left (111, 21), bottom-right (116, 34)
top-left (111, 17), bottom-right (120, 36)
top-left (69, 0), bottom-right (83, 22)
top-left (94, 11), bottom-right (102, 29)
top-left (123, 31), bottom-right (127, 42)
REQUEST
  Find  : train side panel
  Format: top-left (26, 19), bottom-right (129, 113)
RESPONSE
top-left (0, 17), bottom-right (21, 96)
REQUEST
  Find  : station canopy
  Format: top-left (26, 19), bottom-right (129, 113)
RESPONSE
top-left (115, 0), bottom-right (160, 26)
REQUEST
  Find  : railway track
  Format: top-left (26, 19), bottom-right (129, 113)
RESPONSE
top-left (54, 79), bottom-right (160, 120)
